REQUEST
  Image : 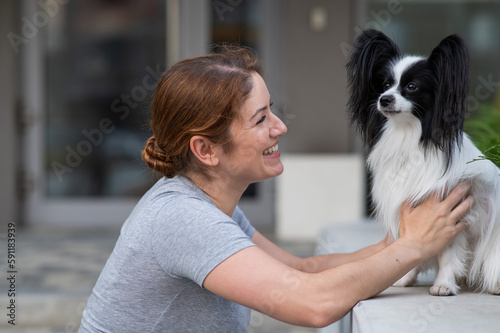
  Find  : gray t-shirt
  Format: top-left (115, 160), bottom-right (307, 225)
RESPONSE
top-left (79, 176), bottom-right (256, 332)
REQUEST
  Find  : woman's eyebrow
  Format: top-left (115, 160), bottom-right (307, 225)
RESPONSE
top-left (250, 105), bottom-right (268, 120)
top-left (250, 99), bottom-right (272, 120)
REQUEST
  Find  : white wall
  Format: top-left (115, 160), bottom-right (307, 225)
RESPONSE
top-left (276, 154), bottom-right (365, 241)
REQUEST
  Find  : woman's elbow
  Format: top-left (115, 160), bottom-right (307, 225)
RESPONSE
top-left (301, 299), bottom-right (352, 328)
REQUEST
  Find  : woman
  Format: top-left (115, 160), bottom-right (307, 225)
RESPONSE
top-left (79, 46), bottom-right (472, 332)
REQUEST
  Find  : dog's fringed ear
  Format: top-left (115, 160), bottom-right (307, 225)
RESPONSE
top-left (427, 35), bottom-right (469, 161)
top-left (346, 29), bottom-right (400, 148)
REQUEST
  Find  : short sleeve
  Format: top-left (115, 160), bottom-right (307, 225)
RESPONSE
top-left (232, 206), bottom-right (255, 239)
top-left (151, 197), bottom-right (255, 287)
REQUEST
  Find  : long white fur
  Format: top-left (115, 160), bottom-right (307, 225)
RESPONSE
top-left (368, 64), bottom-right (500, 294)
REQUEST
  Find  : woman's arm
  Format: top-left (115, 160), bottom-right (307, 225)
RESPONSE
top-left (203, 239), bottom-right (420, 327)
top-left (251, 230), bottom-right (388, 273)
top-left (204, 184), bottom-right (472, 327)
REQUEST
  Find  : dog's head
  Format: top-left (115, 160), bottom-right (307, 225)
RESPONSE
top-left (377, 55), bottom-right (434, 119)
top-left (346, 29), bottom-right (469, 157)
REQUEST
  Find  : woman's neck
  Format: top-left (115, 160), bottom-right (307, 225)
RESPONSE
top-left (185, 172), bottom-right (247, 217)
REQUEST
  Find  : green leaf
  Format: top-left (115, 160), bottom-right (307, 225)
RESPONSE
top-left (464, 105), bottom-right (500, 167)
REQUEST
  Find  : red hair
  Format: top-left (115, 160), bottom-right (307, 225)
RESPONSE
top-left (142, 45), bottom-right (262, 178)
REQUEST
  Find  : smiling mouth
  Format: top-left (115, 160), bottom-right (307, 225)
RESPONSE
top-left (263, 143), bottom-right (278, 156)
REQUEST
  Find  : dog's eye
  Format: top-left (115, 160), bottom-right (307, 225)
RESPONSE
top-left (383, 82), bottom-right (392, 91)
top-left (407, 82), bottom-right (418, 91)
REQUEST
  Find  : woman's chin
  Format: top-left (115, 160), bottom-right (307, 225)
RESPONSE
top-left (266, 162), bottom-right (284, 179)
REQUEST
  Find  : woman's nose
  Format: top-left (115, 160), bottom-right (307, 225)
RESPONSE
top-left (270, 113), bottom-right (287, 138)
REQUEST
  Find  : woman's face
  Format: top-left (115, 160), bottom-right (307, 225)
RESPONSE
top-left (217, 72), bottom-right (288, 186)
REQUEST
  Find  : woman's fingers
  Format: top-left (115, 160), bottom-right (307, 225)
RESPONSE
top-left (455, 220), bottom-right (467, 232)
top-left (440, 183), bottom-right (473, 224)
top-left (442, 183), bottom-right (470, 208)
top-left (450, 194), bottom-right (474, 223)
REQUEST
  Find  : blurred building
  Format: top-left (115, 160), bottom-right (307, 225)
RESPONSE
top-left (1, 0), bottom-right (500, 234)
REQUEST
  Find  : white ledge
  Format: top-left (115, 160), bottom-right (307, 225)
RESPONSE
top-left (352, 285), bottom-right (500, 333)
top-left (316, 221), bottom-right (500, 333)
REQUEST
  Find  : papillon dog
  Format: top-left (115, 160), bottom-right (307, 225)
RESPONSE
top-left (346, 29), bottom-right (500, 296)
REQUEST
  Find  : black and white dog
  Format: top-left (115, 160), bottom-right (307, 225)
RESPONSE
top-left (346, 29), bottom-right (500, 295)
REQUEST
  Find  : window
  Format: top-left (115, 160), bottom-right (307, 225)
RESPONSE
top-left (45, 0), bottom-right (166, 197)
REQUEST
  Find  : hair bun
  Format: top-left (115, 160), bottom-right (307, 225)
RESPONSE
top-left (142, 136), bottom-right (177, 178)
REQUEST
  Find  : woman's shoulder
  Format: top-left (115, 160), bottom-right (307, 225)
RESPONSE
top-left (149, 175), bottom-right (203, 198)
top-left (143, 176), bottom-right (222, 220)
top-left (120, 176), bottom-right (219, 239)
top-left (155, 176), bottom-right (250, 226)
top-left (130, 175), bottom-right (250, 235)
top-left (147, 176), bottom-right (213, 208)
top-left (123, 176), bottom-right (211, 222)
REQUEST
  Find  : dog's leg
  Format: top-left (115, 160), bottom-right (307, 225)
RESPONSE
top-left (466, 185), bottom-right (500, 294)
top-left (393, 267), bottom-right (418, 287)
top-left (486, 249), bottom-right (500, 294)
top-left (430, 233), bottom-right (468, 296)
top-left (476, 224), bottom-right (500, 295)
top-left (430, 259), bottom-right (459, 296)
top-left (473, 231), bottom-right (500, 295)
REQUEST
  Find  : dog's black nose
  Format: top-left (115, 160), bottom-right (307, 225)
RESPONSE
top-left (380, 95), bottom-right (394, 107)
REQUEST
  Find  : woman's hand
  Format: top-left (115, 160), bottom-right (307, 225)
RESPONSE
top-left (398, 183), bottom-right (473, 260)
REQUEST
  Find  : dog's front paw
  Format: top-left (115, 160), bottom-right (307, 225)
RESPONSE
top-left (429, 285), bottom-right (458, 296)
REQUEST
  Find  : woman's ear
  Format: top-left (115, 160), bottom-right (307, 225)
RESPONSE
top-left (189, 135), bottom-right (220, 167)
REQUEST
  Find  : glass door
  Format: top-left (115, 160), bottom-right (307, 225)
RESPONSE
top-left (21, 0), bottom-right (167, 226)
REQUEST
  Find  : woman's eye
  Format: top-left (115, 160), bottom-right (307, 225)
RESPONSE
top-left (256, 115), bottom-right (266, 125)
top-left (407, 82), bottom-right (417, 91)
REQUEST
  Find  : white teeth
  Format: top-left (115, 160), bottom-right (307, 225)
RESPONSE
top-left (263, 144), bottom-right (278, 155)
